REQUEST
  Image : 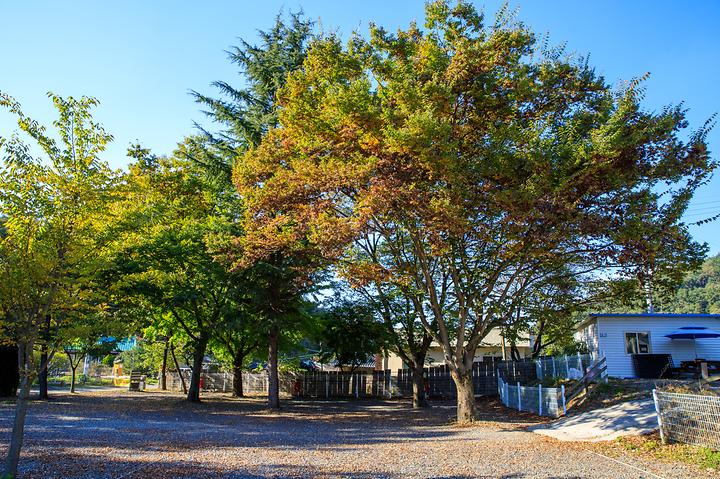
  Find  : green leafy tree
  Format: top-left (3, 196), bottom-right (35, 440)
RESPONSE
top-left (0, 92), bottom-right (119, 476)
top-left (610, 168), bottom-right (712, 312)
top-left (318, 298), bottom-right (388, 374)
top-left (107, 144), bottom-right (242, 403)
top-left (235, 1), bottom-right (715, 423)
top-left (344, 234), bottom-right (437, 408)
top-left (192, 11), bottom-right (317, 409)
top-left (658, 254), bottom-right (720, 314)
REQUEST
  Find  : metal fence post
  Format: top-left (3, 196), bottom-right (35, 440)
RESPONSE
top-left (517, 382), bottom-right (522, 411)
top-left (561, 384), bottom-right (566, 415)
top-left (577, 352), bottom-right (582, 372)
top-left (538, 384), bottom-right (543, 416)
top-left (552, 357), bottom-right (557, 378)
top-left (565, 355), bottom-right (570, 376)
top-left (653, 389), bottom-right (666, 444)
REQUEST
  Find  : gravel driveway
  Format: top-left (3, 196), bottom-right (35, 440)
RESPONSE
top-left (0, 390), bottom-right (711, 478)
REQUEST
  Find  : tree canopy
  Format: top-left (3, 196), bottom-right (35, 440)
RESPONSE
top-left (234, 1), bottom-right (716, 422)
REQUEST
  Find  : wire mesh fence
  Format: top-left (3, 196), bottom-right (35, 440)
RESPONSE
top-left (654, 390), bottom-right (720, 451)
top-left (535, 354), bottom-right (596, 380)
top-left (497, 376), bottom-right (565, 417)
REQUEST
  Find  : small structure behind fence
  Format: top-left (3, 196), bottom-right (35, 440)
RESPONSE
top-left (653, 390), bottom-right (720, 451)
top-left (498, 376), bottom-right (565, 417)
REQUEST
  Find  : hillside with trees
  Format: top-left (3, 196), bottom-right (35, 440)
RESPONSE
top-left (667, 254), bottom-right (720, 314)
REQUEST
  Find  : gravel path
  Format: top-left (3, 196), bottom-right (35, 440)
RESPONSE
top-left (0, 390), bottom-right (712, 478)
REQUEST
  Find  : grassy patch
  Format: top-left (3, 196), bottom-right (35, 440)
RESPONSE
top-left (611, 433), bottom-right (720, 472)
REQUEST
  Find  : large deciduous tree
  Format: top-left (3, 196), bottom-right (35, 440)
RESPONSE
top-left (235, 1), bottom-right (715, 423)
top-left (0, 92), bottom-right (119, 476)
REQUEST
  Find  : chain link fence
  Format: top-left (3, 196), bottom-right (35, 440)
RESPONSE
top-left (654, 390), bottom-right (720, 450)
top-left (535, 353), bottom-right (596, 380)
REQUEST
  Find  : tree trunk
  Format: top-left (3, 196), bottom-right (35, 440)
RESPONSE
top-left (38, 314), bottom-right (51, 400)
top-left (170, 343), bottom-right (186, 394)
top-left (66, 351), bottom-right (83, 394)
top-left (267, 327), bottom-right (280, 409)
top-left (410, 357), bottom-right (429, 408)
top-left (69, 364), bottom-right (78, 393)
top-left (38, 346), bottom-right (49, 400)
top-left (187, 335), bottom-right (208, 403)
top-left (232, 352), bottom-right (244, 398)
top-left (451, 368), bottom-right (476, 424)
top-left (510, 343), bottom-right (522, 362)
top-left (160, 338), bottom-right (169, 391)
top-left (3, 340), bottom-right (33, 478)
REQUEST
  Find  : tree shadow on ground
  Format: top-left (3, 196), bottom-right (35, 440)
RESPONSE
top-left (12, 452), bottom-right (585, 479)
top-left (0, 391), bottom-right (575, 479)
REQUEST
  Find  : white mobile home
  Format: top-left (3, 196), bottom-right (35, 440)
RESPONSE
top-left (576, 313), bottom-right (720, 378)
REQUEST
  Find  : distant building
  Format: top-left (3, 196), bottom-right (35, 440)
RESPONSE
top-left (380, 327), bottom-right (532, 370)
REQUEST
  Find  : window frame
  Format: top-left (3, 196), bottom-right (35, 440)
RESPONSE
top-left (624, 331), bottom-right (652, 355)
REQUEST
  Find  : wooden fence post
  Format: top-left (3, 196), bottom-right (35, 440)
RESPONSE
top-left (561, 384), bottom-right (566, 416)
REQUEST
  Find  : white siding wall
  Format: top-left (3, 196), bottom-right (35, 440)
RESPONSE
top-left (576, 320), bottom-right (599, 356)
top-left (595, 315), bottom-right (720, 378)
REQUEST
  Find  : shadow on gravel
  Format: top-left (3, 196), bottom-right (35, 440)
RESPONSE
top-left (0, 391), bottom-right (555, 479)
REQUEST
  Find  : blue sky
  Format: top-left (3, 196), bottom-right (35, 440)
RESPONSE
top-left (1, 1), bottom-right (719, 253)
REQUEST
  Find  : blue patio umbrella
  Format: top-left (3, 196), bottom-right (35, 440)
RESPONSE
top-left (665, 326), bottom-right (720, 358)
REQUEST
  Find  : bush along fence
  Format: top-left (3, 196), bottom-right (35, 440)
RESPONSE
top-left (498, 356), bottom-right (607, 418)
top-left (653, 389), bottom-right (720, 451)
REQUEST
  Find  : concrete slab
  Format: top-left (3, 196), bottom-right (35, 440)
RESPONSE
top-left (529, 398), bottom-right (658, 442)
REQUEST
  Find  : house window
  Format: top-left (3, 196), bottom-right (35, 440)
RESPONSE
top-left (625, 332), bottom-right (651, 354)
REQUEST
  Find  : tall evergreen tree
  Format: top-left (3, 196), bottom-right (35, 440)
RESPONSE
top-left (191, 11), bottom-right (316, 409)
